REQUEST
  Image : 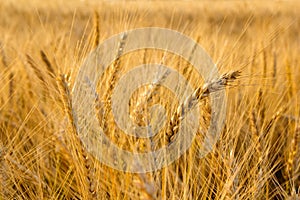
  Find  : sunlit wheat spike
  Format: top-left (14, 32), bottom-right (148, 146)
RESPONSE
top-left (167, 70), bottom-right (241, 142)
top-left (58, 73), bottom-right (97, 199)
top-left (102, 32), bottom-right (128, 102)
top-left (57, 73), bottom-right (77, 133)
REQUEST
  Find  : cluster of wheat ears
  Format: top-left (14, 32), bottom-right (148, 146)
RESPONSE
top-left (0, 1), bottom-right (299, 199)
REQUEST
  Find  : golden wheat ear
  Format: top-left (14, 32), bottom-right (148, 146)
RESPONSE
top-left (57, 73), bottom-right (99, 199)
top-left (167, 70), bottom-right (241, 142)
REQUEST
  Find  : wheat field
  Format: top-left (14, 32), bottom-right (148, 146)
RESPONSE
top-left (0, 0), bottom-right (299, 199)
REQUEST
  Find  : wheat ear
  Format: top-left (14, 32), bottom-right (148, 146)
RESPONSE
top-left (167, 70), bottom-right (241, 142)
top-left (57, 74), bottom-right (97, 199)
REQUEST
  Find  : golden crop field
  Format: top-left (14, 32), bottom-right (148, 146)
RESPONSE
top-left (0, 0), bottom-right (299, 199)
